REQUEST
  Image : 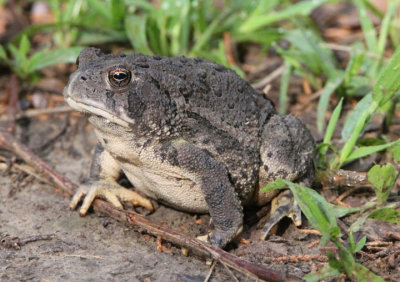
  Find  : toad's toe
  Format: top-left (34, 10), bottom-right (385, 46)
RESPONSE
top-left (260, 190), bottom-right (301, 240)
top-left (69, 181), bottom-right (153, 216)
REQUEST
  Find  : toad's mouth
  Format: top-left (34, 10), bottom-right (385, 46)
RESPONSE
top-left (65, 97), bottom-right (130, 128)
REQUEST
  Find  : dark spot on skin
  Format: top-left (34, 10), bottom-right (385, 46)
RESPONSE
top-left (114, 155), bottom-right (131, 164)
top-left (159, 143), bottom-right (169, 162)
top-left (202, 152), bottom-right (219, 171)
top-left (174, 63), bottom-right (183, 69)
top-left (136, 56), bottom-right (147, 62)
top-left (267, 152), bottom-right (273, 158)
top-left (204, 184), bottom-right (224, 207)
top-left (179, 86), bottom-right (191, 97)
top-left (152, 78), bottom-right (160, 89)
top-left (209, 234), bottom-right (223, 247)
top-left (136, 63), bottom-right (149, 68)
top-left (89, 144), bottom-right (105, 180)
top-left (277, 169), bottom-right (289, 179)
top-left (94, 143), bottom-right (104, 154)
top-left (199, 70), bottom-right (207, 79)
top-left (213, 88), bottom-right (222, 97)
top-left (214, 65), bottom-right (225, 72)
top-left (164, 90), bottom-right (170, 99)
top-left (105, 90), bottom-right (115, 111)
top-left (103, 138), bottom-right (108, 144)
top-left (241, 171), bottom-right (248, 179)
top-left (263, 164), bottom-right (269, 172)
top-left (127, 88), bottom-right (146, 118)
top-left (142, 140), bottom-right (152, 148)
top-left (218, 219), bottom-right (234, 231)
top-left (168, 148), bottom-right (179, 166)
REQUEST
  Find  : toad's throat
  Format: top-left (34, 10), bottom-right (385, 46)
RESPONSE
top-left (65, 97), bottom-right (130, 128)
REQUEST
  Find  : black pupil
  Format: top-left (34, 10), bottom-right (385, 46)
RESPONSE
top-left (114, 72), bottom-right (127, 80)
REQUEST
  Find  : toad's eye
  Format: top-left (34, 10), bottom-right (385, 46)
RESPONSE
top-left (108, 68), bottom-right (131, 88)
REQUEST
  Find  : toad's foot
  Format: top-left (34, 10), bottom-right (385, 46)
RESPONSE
top-left (260, 190), bottom-right (301, 240)
top-left (196, 226), bottom-right (243, 247)
top-left (70, 181), bottom-right (154, 216)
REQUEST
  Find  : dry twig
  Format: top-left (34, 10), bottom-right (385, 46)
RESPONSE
top-left (316, 169), bottom-right (369, 188)
top-left (204, 260), bottom-right (217, 282)
top-left (251, 65), bottom-right (285, 89)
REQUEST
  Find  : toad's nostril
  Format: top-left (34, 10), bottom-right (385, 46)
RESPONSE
top-left (80, 76), bottom-right (87, 81)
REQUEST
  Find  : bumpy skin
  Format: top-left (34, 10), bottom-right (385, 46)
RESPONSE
top-left (64, 48), bottom-right (315, 248)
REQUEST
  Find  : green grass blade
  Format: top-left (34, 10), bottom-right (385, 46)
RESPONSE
top-left (343, 46), bottom-right (366, 86)
top-left (319, 98), bottom-right (343, 168)
top-left (190, 8), bottom-right (232, 55)
top-left (304, 264), bottom-right (341, 282)
top-left (317, 75), bottom-right (344, 132)
top-left (341, 93), bottom-right (372, 141)
top-left (111, 0), bottom-right (125, 28)
top-left (285, 182), bottom-right (338, 235)
top-left (0, 45), bottom-right (6, 61)
top-left (8, 44), bottom-right (23, 75)
top-left (354, 0), bottom-right (377, 52)
top-left (18, 34), bottom-right (30, 59)
top-left (346, 139), bottom-right (400, 162)
top-left (336, 47), bottom-right (400, 167)
top-left (64, 0), bottom-right (83, 22)
top-left (282, 29), bottom-right (338, 77)
top-left (279, 61), bottom-right (291, 115)
top-left (239, 0), bottom-right (328, 33)
top-left (368, 163), bottom-right (398, 205)
top-left (377, 2), bottom-right (397, 58)
top-left (125, 15), bottom-right (152, 54)
top-left (86, 0), bottom-right (111, 20)
top-left (369, 208), bottom-right (400, 224)
top-left (124, 0), bottom-right (155, 12)
top-left (373, 47), bottom-right (400, 104)
top-left (178, 0), bottom-right (191, 55)
top-left (323, 98), bottom-right (343, 146)
top-left (27, 47), bottom-right (83, 72)
top-left (239, 0), bottom-right (279, 32)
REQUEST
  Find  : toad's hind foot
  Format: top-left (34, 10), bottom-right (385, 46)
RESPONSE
top-left (70, 181), bottom-right (154, 216)
top-left (260, 190), bottom-right (301, 240)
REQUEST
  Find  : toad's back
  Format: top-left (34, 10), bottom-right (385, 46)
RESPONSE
top-left (129, 54), bottom-right (276, 145)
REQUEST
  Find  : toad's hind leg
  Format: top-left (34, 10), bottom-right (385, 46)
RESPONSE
top-left (70, 143), bottom-right (153, 216)
top-left (258, 114), bottom-right (315, 239)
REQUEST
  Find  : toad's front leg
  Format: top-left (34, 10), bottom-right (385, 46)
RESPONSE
top-left (70, 143), bottom-right (153, 216)
top-left (169, 140), bottom-right (244, 248)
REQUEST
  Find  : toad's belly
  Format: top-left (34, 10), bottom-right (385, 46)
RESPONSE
top-left (120, 162), bottom-right (209, 213)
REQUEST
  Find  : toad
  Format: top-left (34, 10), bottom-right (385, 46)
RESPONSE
top-left (63, 48), bottom-right (315, 248)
